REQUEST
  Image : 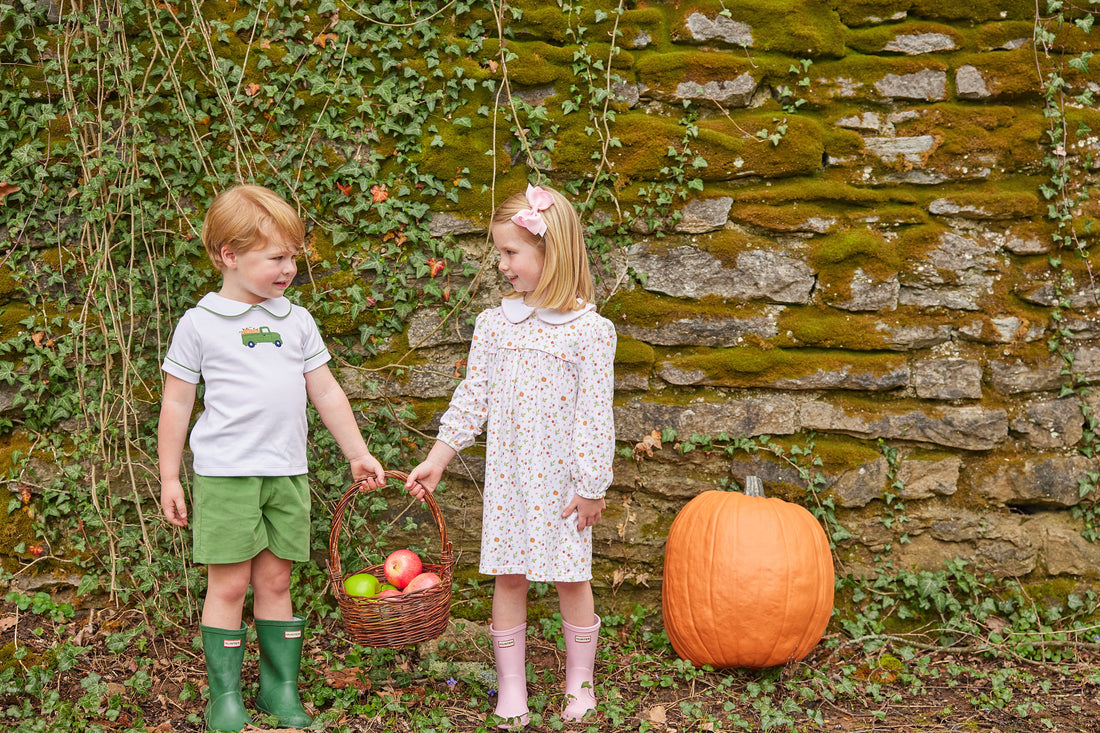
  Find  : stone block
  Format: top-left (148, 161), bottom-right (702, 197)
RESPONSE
top-left (683, 12), bottom-right (752, 45)
top-left (832, 457), bottom-right (889, 508)
top-left (955, 65), bottom-right (990, 99)
top-left (913, 358), bottom-right (983, 400)
top-left (1010, 397), bottom-right (1085, 448)
top-left (884, 33), bottom-right (956, 55)
top-left (626, 243), bottom-right (815, 303)
top-left (834, 270), bottom-right (899, 312)
top-left (989, 356), bottom-right (1064, 395)
top-left (875, 69), bottom-right (948, 101)
top-left (615, 311), bottom-right (779, 347)
top-left (897, 455), bottom-right (961, 499)
top-left (975, 454), bottom-right (1095, 507)
top-left (800, 401), bottom-right (1008, 450)
top-left (862, 135), bottom-right (937, 164)
top-left (675, 197), bottom-right (733, 234)
top-left (614, 396), bottom-right (800, 443)
top-left (675, 76), bottom-right (758, 107)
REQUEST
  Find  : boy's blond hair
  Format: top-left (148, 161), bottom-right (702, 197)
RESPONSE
top-left (492, 185), bottom-right (594, 310)
top-left (202, 185), bottom-right (305, 271)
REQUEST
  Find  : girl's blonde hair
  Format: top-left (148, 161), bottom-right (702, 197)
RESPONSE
top-left (202, 185), bottom-right (305, 271)
top-left (492, 185), bottom-right (594, 310)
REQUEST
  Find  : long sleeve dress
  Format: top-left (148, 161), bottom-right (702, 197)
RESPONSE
top-left (436, 296), bottom-right (617, 582)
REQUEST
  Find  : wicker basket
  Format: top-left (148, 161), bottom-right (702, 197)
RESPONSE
top-left (328, 470), bottom-right (454, 647)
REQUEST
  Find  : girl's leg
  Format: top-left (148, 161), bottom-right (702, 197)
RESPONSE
top-left (492, 574), bottom-right (530, 629)
top-left (555, 580), bottom-right (601, 722)
top-left (555, 580), bottom-right (594, 629)
top-left (490, 574), bottom-right (530, 728)
top-left (201, 561), bottom-right (254, 732)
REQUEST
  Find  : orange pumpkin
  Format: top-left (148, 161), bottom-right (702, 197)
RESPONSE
top-left (661, 478), bottom-right (834, 668)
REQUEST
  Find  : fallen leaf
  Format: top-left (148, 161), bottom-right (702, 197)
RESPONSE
top-left (370, 183), bottom-right (388, 203)
top-left (427, 258), bottom-right (445, 277)
top-left (244, 83), bottom-right (261, 97)
top-left (0, 182), bottom-right (19, 205)
top-left (644, 705), bottom-right (667, 723)
top-left (326, 668), bottom-right (370, 691)
top-left (632, 429), bottom-right (663, 461)
top-left (314, 32), bottom-right (338, 49)
top-left (0, 616), bottom-right (16, 633)
top-left (336, 181), bottom-right (352, 196)
top-left (32, 331), bottom-right (45, 347)
top-left (453, 357), bottom-right (467, 378)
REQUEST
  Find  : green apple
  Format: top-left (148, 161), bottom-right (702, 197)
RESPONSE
top-left (344, 572), bottom-right (381, 597)
top-left (379, 583), bottom-right (398, 592)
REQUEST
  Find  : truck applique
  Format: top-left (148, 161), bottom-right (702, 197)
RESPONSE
top-left (241, 326), bottom-right (282, 348)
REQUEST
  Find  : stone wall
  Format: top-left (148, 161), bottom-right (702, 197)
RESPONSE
top-left (348, 1), bottom-right (1100, 602)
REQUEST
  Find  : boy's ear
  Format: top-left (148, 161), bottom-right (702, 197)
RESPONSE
top-left (220, 245), bottom-right (237, 269)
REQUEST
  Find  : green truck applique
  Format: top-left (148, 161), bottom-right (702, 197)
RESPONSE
top-left (241, 326), bottom-right (282, 348)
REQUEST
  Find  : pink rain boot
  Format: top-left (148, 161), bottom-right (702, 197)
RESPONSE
top-left (562, 615), bottom-right (601, 721)
top-left (489, 623), bottom-right (529, 729)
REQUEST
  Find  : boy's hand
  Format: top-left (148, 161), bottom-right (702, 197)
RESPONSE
top-left (350, 453), bottom-right (386, 488)
top-left (562, 494), bottom-right (605, 532)
top-left (161, 480), bottom-right (189, 527)
top-left (405, 460), bottom-right (445, 501)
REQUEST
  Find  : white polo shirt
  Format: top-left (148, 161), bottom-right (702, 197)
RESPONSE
top-left (162, 293), bottom-right (331, 477)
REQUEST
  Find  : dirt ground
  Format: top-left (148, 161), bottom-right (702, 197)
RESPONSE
top-left (5, 600), bottom-right (1100, 732)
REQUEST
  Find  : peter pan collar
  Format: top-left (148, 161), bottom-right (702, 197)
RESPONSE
top-left (196, 293), bottom-right (292, 319)
top-left (501, 296), bottom-right (595, 324)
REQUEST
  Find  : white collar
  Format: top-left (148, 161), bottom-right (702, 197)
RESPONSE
top-left (196, 293), bottom-right (292, 318)
top-left (501, 296), bottom-right (595, 324)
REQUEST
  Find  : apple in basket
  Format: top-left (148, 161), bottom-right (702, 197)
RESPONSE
top-left (343, 572), bottom-right (381, 598)
top-left (383, 549), bottom-right (423, 589)
top-left (374, 588), bottom-right (402, 599)
top-left (403, 572), bottom-right (441, 595)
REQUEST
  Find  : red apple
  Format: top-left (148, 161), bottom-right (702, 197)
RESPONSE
top-left (375, 588), bottom-right (402, 599)
top-left (403, 571), bottom-right (441, 595)
top-left (383, 549), bottom-right (423, 589)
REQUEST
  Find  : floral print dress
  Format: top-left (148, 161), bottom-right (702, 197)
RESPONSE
top-left (436, 297), bottom-right (617, 582)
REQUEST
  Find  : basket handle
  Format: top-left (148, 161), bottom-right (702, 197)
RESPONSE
top-left (327, 470), bottom-right (453, 584)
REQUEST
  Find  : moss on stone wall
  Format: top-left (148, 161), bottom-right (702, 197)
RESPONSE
top-left (845, 22), bottom-right (965, 55)
top-left (606, 288), bottom-right (774, 329)
top-left (659, 344), bottom-right (907, 386)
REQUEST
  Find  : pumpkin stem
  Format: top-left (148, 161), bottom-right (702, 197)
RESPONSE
top-left (744, 475), bottom-right (764, 497)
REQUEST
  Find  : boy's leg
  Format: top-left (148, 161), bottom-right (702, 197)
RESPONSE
top-left (556, 581), bottom-right (600, 722)
top-left (251, 549), bottom-right (293, 621)
top-left (201, 561), bottom-right (254, 731)
top-left (202, 560), bottom-right (252, 629)
top-left (252, 550), bottom-right (312, 727)
top-left (490, 574), bottom-right (530, 729)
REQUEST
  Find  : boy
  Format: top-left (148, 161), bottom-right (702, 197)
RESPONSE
top-left (158, 184), bottom-right (385, 731)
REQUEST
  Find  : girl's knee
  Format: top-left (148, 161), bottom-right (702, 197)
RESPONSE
top-left (496, 574), bottom-right (530, 593)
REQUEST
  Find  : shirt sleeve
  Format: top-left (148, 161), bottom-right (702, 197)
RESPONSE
top-left (301, 310), bottom-right (331, 373)
top-left (571, 316), bottom-right (617, 500)
top-left (162, 311), bottom-right (203, 384)
top-left (436, 310), bottom-right (495, 452)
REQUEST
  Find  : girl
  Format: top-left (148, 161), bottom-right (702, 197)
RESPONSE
top-left (406, 184), bottom-right (616, 727)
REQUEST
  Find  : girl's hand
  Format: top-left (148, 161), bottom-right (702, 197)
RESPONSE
top-left (563, 494), bottom-right (605, 532)
top-left (405, 460), bottom-right (445, 501)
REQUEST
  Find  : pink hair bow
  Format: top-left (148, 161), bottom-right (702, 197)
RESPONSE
top-left (510, 184), bottom-right (554, 237)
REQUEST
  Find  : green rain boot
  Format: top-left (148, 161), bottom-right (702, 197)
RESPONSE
top-left (200, 624), bottom-right (253, 732)
top-left (255, 616), bottom-right (313, 727)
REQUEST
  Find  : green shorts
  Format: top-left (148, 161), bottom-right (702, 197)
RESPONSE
top-left (192, 474), bottom-right (311, 565)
